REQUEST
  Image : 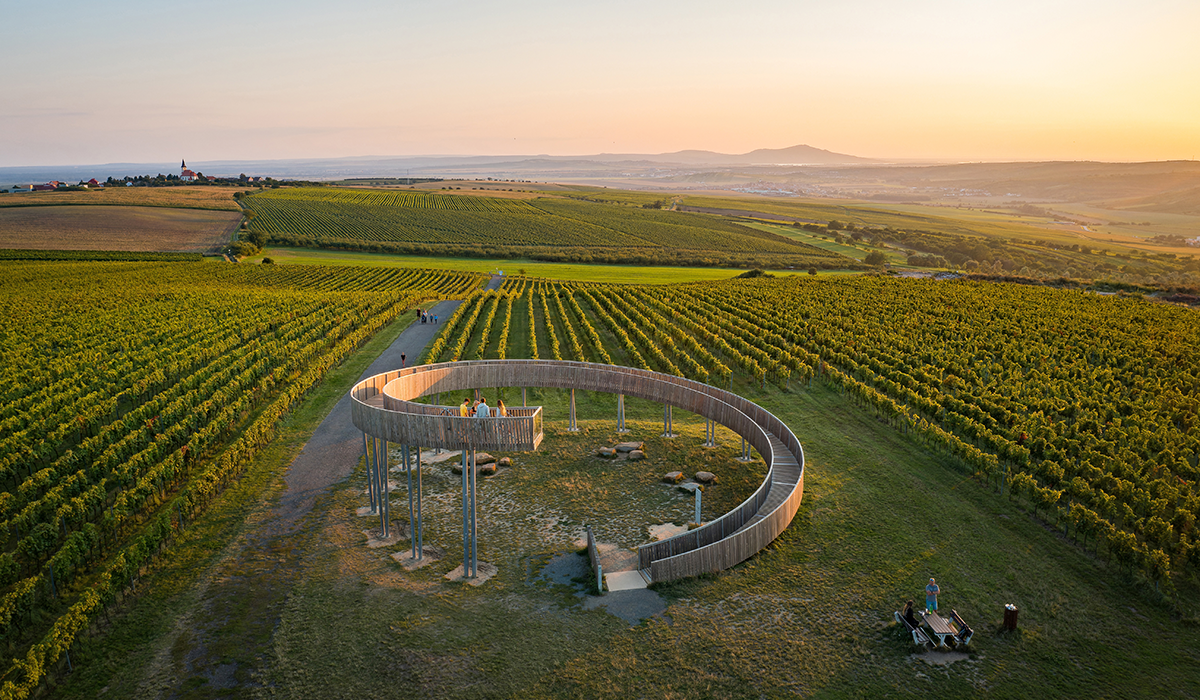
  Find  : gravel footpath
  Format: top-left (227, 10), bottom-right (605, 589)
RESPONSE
top-left (275, 298), bottom-right (463, 529)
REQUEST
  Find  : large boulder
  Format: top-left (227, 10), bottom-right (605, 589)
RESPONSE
top-left (694, 471), bottom-right (717, 484)
top-left (627, 450), bottom-right (645, 461)
top-left (498, 456), bottom-right (512, 467)
top-left (475, 453), bottom-right (497, 465)
top-left (662, 471), bottom-right (684, 484)
top-left (615, 441), bottom-right (644, 453)
top-left (479, 462), bottom-right (497, 476)
top-left (597, 447), bottom-right (617, 458)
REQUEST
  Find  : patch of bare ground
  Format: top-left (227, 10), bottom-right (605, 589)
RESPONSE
top-left (0, 185), bottom-right (241, 210)
top-left (0, 205), bottom-right (240, 252)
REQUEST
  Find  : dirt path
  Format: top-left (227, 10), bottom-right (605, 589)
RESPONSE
top-left (133, 299), bottom-right (462, 698)
top-left (276, 298), bottom-right (462, 531)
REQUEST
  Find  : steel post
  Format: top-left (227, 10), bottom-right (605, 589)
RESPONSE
top-left (406, 444), bottom-right (415, 558)
top-left (568, 388), bottom-right (578, 431)
top-left (461, 447), bottom-right (469, 576)
top-left (379, 439), bottom-right (389, 538)
top-left (415, 445), bottom-right (423, 558)
top-left (470, 449), bottom-right (478, 577)
top-left (361, 433), bottom-right (375, 512)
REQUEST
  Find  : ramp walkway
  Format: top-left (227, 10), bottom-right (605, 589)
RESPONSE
top-left (350, 360), bottom-right (804, 583)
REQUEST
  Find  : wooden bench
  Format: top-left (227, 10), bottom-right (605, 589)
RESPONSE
top-left (894, 611), bottom-right (932, 647)
top-left (950, 609), bottom-right (974, 646)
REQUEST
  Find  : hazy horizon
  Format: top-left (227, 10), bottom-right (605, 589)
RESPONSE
top-left (3, 0), bottom-right (1198, 167)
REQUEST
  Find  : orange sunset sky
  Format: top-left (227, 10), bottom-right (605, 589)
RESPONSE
top-left (2, 0), bottom-right (1198, 166)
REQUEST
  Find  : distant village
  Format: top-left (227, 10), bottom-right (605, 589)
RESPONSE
top-left (4, 160), bottom-right (276, 193)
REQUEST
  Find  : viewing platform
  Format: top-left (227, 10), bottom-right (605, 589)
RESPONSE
top-left (349, 360), bottom-right (804, 584)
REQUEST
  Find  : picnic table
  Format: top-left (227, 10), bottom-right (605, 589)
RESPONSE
top-left (922, 612), bottom-right (957, 648)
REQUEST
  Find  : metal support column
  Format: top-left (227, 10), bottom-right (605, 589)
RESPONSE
top-left (663, 404), bottom-right (676, 438)
top-left (522, 386), bottom-right (527, 407)
top-left (617, 393), bottom-right (628, 433)
top-left (568, 388), bottom-right (579, 431)
top-left (379, 439), bottom-right (389, 538)
top-left (406, 444), bottom-right (415, 558)
top-left (415, 445), bottom-right (423, 558)
top-left (461, 447), bottom-right (469, 575)
top-left (738, 436), bottom-right (752, 461)
top-left (362, 433), bottom-right (376, 512)
top-left (474, 448), bottom-right (480, 576)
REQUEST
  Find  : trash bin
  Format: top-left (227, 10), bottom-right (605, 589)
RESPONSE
top-left (1003, 603), bottom-right (1019, 631)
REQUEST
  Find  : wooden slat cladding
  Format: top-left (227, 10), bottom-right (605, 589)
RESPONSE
top-left (349, 360), bottom-right (804, 583)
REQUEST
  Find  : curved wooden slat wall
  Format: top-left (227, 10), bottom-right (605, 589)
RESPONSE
top-left (349, 360), bottom-right (804, 583)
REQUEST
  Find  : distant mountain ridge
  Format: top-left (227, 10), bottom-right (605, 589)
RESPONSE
top-left (0, 145), bottom-right (872, 183)
top-left (620, 144), bottom-right (875, 165)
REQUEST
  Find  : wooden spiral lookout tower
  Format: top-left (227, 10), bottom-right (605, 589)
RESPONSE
top-left (350, 360), bottom-right (805, 584)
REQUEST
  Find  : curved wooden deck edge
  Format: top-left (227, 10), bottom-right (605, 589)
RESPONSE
top-left (349, 360), bottom-right (805, 584)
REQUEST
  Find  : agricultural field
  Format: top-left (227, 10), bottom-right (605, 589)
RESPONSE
top-left (242, 187), bottom-right (851, 270)
top-left (676, 194), bottom-right (1199, 283)
top-left (0, 260), bottom-right (483, 697)
top-left (431, 275), bottom-right (1200, 598)
top-left (240, 246), bottom-right (814, 285)
top-left (0, 187), bottom-right (240, 212)
top-left (38, 271), bottom-right (1200, 699)
top-left (0, 206), bottom-right (241, 254)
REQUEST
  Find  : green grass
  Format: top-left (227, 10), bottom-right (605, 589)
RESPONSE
top-left (48, 313), bottom-right (421, 699)
top-left (746, 221), bottom-right (915, 267)
top-left (243, 246), bottom-right (821, 284)
top-left (680, 193), bottom-right (1194, 259)
top-left (49, 373), bottom-right (1200, 699)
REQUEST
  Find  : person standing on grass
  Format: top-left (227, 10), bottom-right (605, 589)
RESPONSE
top-left (925, 578), bottom-right (940, 614)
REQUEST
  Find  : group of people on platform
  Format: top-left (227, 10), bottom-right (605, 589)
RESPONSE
top-left (460, 396), bottom-right (507, 418)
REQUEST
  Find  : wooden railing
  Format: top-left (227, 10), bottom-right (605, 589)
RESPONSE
top-left (349, 360), bottom-right (804, 583)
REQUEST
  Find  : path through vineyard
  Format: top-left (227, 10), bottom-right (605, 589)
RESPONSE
top-left (277, 297), bottom-right (466, 531)
top-left (135, 297), bottom-right (467, 697)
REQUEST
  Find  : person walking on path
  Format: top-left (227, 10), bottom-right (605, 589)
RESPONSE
top-left (401, 353), bottom-right (406, 368)
top-left (925, 578), bottom-right (940, 614)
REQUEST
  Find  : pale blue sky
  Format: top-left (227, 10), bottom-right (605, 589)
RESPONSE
top-left (2, 0), bottom-right (1197, 165)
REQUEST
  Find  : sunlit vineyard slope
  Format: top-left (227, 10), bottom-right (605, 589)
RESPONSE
top-left (436, 274), bottom-right (1200, 592)
top-left (243, 187), bottom-right (852, 269)
top-left (0, 260), bottom-right (482, 698)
